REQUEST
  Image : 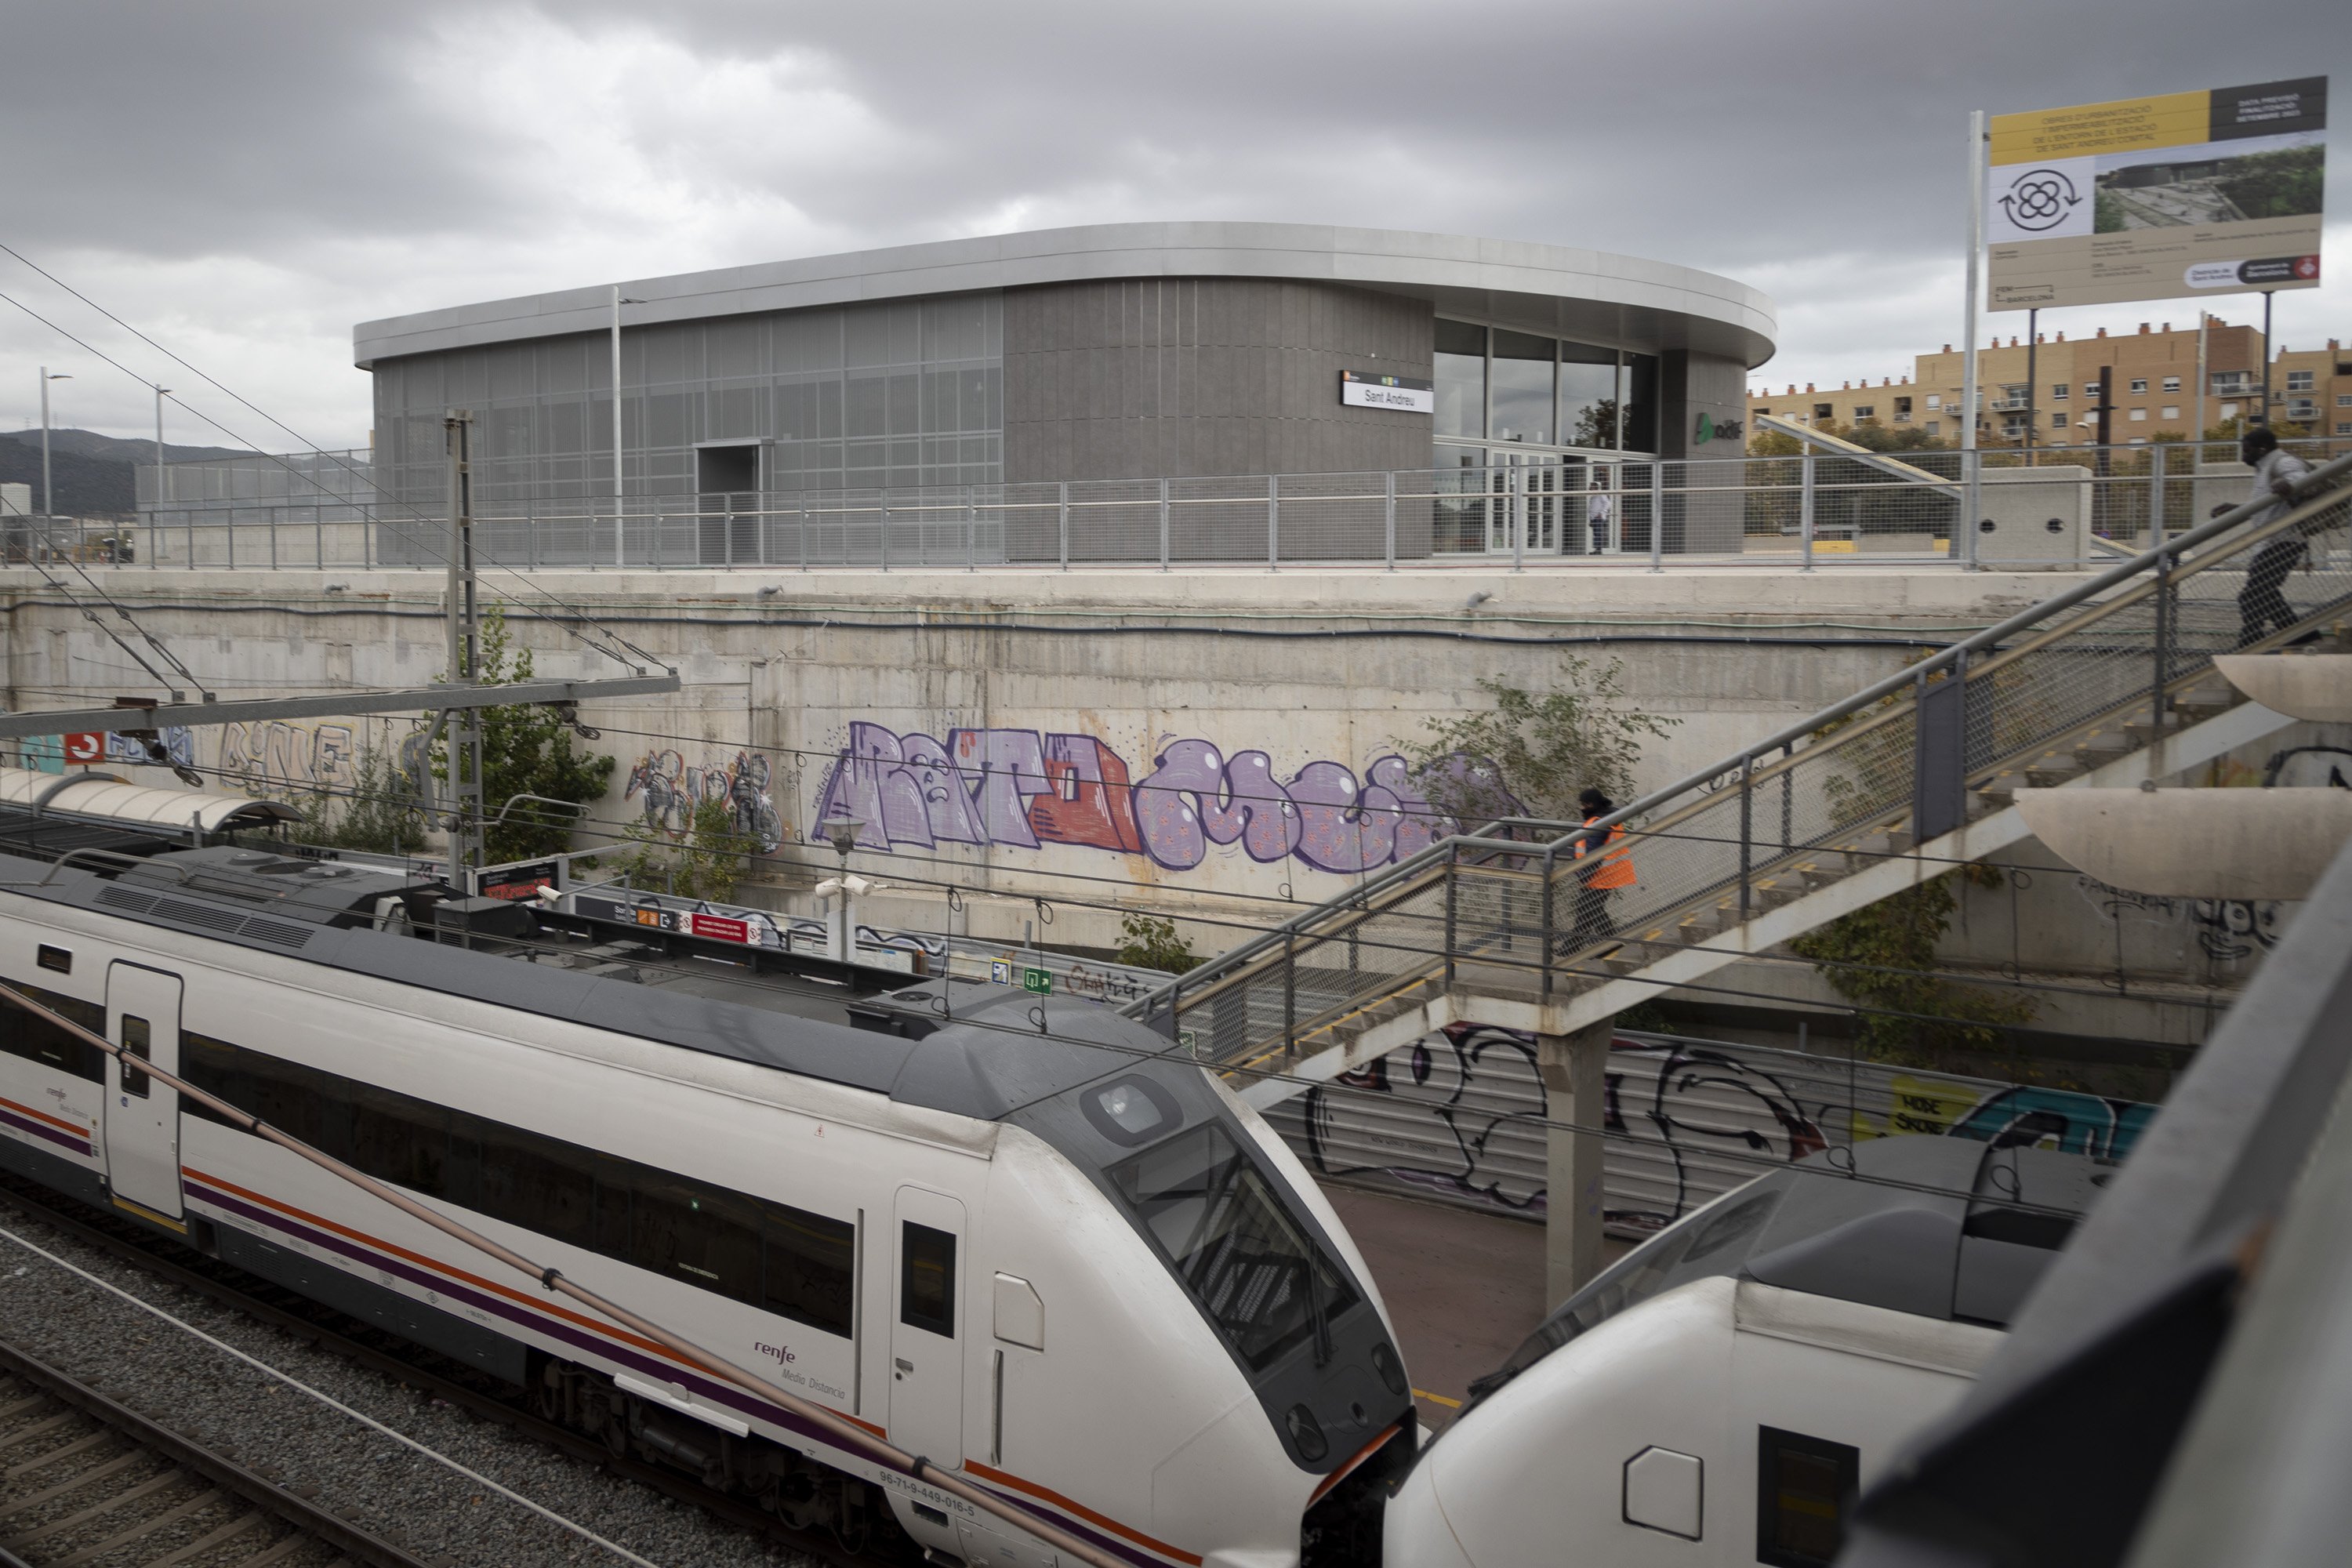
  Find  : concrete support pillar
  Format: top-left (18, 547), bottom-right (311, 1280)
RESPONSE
top-left (1540, 1019), bottom-right (1613, 1308)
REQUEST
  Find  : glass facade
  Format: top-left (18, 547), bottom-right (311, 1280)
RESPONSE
top-left (1428, 318), bottom-right (1659, 460)
top-left (371, 294), bottom-right (1003, 507)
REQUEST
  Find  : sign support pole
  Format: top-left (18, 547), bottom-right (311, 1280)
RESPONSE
top-left (1962, 109), bottom-right (1986, 563)
top-left (2258, 289), bottom-right (2274, 430)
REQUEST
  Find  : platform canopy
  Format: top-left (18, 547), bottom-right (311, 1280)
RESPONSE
top-left (0, 769), bottom-right (303, 834)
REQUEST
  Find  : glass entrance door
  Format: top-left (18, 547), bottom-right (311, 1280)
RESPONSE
top-left (1486, 452), bottom-right (1563, 556)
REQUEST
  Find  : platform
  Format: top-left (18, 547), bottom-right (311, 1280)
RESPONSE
top-left (1321, 1183), bottom-right (1628, 1431)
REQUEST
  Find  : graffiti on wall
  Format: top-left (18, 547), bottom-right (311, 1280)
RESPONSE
top-left (2074, 875), bottom-right (2287, 963)
top-left (1290, 1023), bottom-right (2154, 1236)
top-left (220, 720), bottom-right (357, 794)
top-left (625, 749), bottom-right (785, 854)
top-left (811, 721), bottom-right (1464, 876)
top-left (17, 727), bottom-right (198, 774)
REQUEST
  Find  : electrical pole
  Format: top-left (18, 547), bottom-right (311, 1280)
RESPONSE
top-left (1960, 111), bottom-right (1986, 560)
top-left (38, 368), bottom-right (69, 520)
top-left (443, 411), bottom-right (485, 884)
top-left (2024, 309), bottom-right (2038, 466)
top-left (152, 384), bottom-right (171, 522)
top-left (2194, 313), bottom-right (2209, 454)
top-left (2257, 289), bottom-right (2274, 430)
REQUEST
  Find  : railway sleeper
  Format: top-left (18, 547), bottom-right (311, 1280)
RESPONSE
top-left (529, 1356), bottom-right (913, 1561)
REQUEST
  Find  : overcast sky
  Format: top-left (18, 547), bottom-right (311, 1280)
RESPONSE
top-left (2, 0), bottom-right (2345, 449)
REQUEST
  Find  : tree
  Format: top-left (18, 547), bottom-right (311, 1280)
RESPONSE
top-left (1396, 657), bottom-right (1676, 830)
top-left (445, 607), bottom-right (615, 865)
top-left (287, 743), bottom-right (426, 856)
top-left (608, 797), bottom-right (757, 903)
top-left (1790, 868), bottom-right (2036, 1069)
top-left (1116, 914), bottom-right (1199, 975)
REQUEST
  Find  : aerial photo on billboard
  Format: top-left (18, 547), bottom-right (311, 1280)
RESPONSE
top-left (1987, 77), bottom-right (2325, 311)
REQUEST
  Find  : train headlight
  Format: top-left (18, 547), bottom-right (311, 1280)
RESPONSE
top-left (1285, 1403), bottom-right (1329, 1462)
top-left (1082, 1075), bottom-right (1181, 1145)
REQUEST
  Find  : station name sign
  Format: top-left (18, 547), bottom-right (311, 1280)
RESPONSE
top-left (1340, 369), bottom-right (1434, 414)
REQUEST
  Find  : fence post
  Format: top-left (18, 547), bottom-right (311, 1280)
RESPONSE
top-left (527, 495), bottom-right (539, 572)
top-left (1541, 846), bottom-right (1556, 1000)
top-left (967, 484), bottom-right (976, 573)
top-left (2149, 442), bottom-right (2167, 545)
top-left (1647, 462), bottom-right (1664, 573)
top-left (798, 495), bottom-right (809, 572)
top-left (2152, 546), bottom-right (2172, 739)
top-left (226, 515), bottom-right (234, 571)
top-left (1737, 756), bottom-right (1754, 921)
top-left (270, 506), bottom-right (278, 569)
top-left (1799, 452), bottom-right (1817, 572)
top-left (880, 496), bottom-right (890, 573)
top-left (1282, 930), bottom-right (1297, 1063)
top-left (1511, 465), bottom-right (1525, 573)
top-left (314, 509), bottom-right (323, 568)
top-left (1443, 843), bottom-right (1459, 989)
top-left (1267, 474), bottom-right (1279, 572)
top-left (1159, 476), bottom-right (1171, 572)
top-left (1058, 481), bottom-right (1069, 572)
top-left (1963, 447), bottom-right (1983, 570)
top-left (1384, 470), bottom-right (1397, 571)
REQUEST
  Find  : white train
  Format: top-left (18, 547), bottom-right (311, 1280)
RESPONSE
top-left (0, 818), bottom-right (1414, 1568)
top-left (1385, 1137), bottom-right (2102, 1567)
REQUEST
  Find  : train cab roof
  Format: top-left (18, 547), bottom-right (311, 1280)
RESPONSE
top-left (1464, 1134), bottom-right (2116, 1417)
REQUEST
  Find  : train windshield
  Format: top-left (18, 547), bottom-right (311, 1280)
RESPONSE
top-left (1111, 1121), bottom-right (1360, 1372)
top-left (1463, 1184), bottom-right (1785, 1415)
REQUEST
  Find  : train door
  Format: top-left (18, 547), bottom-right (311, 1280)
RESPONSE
top-left (890, 1187), bottom-right (967, 1467)
top-left (103, 964), bottom-right (183, 1225)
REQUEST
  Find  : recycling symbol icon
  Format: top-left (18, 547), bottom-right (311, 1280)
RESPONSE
top-left (2000, 168), bottom-right (2082, 232)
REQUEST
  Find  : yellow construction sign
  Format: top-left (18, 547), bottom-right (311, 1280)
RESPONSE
top-left (1986, 78), bottom-right (2325, 311)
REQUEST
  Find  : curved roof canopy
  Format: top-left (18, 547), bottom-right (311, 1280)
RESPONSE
top-left (0, 770), bottom-right (303, 833)
top-left (356, 221), bottom-right (1778, 371)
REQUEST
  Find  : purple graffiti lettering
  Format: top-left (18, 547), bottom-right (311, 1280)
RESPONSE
top-left (948, 728), bottom-right (1051, 850)
top-left (812, 722), bottom-right (939, 848)
top-left (1134, 741), bottom-right (1301, 869)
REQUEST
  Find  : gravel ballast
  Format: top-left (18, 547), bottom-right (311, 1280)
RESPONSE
top-left (0, 1207), bottom-right (827, 1568)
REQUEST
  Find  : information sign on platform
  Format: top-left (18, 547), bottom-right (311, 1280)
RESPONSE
top-left (1987, 78), bottom-right (2325, 311)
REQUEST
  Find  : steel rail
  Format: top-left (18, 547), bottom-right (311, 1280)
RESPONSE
top-left (0, 1332), bottom-right (436, 1568)
top-left (0, 982), bottom-right (1128, 1568)
top-left (0, 1170), bottom-right (870, 1568)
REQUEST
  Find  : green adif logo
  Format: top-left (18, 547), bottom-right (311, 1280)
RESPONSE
top-left (1694, 411), bottom-right (1715, 445)
top-left (1693, 412), bottom-right (1744, 446)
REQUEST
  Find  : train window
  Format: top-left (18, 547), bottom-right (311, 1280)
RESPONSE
top-left (901, 1222), bottom-right (956, 1337)
top-left (1110, 1122), bottom-right (1359, 1371)
top-left (36, 946), bottom-right (71, 975)
top-left (119, 1017), bottom-right (152, 1098)
top-left (765, 1203), bottom-right (856, 1338)
top-left (1755, 1427), bottom-right (1859, 1568)
top-left (633, 1174), bottom-right (762, 1304)
top-left (0, 983), bottom-right (107, 1083)
top-left (348, 1080), bottom-right (448, 1197)
top-left (179, 1031), bottom-right (859, 1337)
top-left (479, 1123), bottom-right (597, 1247)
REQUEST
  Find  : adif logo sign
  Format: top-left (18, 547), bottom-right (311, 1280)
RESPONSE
top-left (1693, 412), bottom-right (1744, 445)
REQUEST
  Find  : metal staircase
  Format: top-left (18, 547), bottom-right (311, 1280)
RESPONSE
top-left (1131, 453), bottom-right (2352, 1107)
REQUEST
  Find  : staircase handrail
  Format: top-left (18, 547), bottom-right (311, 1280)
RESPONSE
top-left (1125, 450), bottom-right (2352, 1024)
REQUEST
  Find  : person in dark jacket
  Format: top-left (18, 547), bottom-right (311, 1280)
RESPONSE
top-left (2236, 426), bottom-right (2316, 648)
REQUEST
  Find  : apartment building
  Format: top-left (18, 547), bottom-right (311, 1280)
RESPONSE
top-left (1748, 319), bottom-right (2347, 447)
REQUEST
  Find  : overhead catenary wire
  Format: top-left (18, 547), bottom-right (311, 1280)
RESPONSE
top-left (0, 269), bottom-right (669, 681)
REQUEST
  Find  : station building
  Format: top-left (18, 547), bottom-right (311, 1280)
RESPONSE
top-left (354, 223), bottom-right (1777, 557)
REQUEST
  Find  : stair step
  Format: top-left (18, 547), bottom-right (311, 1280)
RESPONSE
top-left (1798, 861), bottom-right (1840, 890)
top-left (2024, 755), bottom-right (2084, 787)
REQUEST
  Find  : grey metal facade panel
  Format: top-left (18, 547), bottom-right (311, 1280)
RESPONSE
top-left (1003, 277), bottom-right (1432, 490)
top-left (354, 221), bottom-right (1776, 369)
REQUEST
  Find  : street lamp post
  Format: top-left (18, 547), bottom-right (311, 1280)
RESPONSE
top-left (38, 368), bottom-right (70, 520)
top-left (820, 815), bottom-right (866, 963)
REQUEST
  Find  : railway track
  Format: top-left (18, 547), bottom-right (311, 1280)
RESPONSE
top-left (0, 1333), bottom-right (428, 1568)
top-left (0, 1174), bottom-right (875, 1568)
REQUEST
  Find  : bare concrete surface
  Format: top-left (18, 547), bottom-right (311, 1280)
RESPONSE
top-left (1320, 1182), bottom-right (1628, 1432)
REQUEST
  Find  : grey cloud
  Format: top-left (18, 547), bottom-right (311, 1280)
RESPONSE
top-left (2, 0), bottom-right (2346, 443)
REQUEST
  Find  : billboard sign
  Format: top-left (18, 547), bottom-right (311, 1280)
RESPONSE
top-left (1987, 78), bottom-right (2325, 310)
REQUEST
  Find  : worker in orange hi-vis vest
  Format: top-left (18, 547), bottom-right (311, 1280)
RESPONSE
top-left (1568, 786), bottom-right (1636, 949)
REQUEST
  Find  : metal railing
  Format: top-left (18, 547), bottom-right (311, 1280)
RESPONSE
top-left (118, 439), bottom-right (2347, 574)
top-left (1126, 452), bottom-right (2352, 1083)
